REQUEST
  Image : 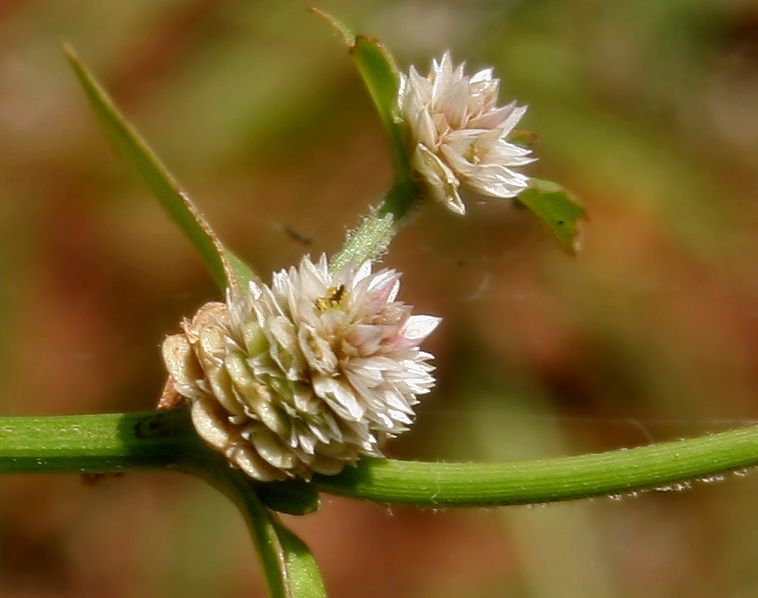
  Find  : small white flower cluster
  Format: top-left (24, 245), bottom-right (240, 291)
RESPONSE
top-left (162, 255), bottom-right (439, 481)
top-left (398, 52), bottom-right (534, 215)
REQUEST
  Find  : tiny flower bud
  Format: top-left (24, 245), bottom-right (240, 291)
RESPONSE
top-left (398, 52), bottom-right (535, 215)
top-left (161, 255), bottom-right (440, 481)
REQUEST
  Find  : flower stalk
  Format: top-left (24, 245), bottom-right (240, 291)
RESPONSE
top-left (329, 178), bottom-right (419, 272)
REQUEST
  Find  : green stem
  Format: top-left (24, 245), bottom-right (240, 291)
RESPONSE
top-left (329, 178), bottom-right (419, 271)
top-left (0, 411), bottom-right (755, 506)
top-left (314, 428), bottom-right (758, 505)
top-left (0, 410), bottom-right (196, 472)
top-left (0, 410), bottom-right (324, 596)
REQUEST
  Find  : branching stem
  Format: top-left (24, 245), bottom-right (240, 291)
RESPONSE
top-left (1, 410), bottom-right (755, 507)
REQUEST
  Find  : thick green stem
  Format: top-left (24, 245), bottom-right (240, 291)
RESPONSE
top-left (314, 428), bottom-right (758, 505)
top-left (0, 411), bottom-right (755, 506)
top-left (0, 410), bottom-right (196, 472)
top-left (0, 410), bottom-right (323, 596)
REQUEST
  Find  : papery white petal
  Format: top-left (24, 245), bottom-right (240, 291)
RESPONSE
top-left (470, 67), bottom-right (493, 84)
top-left (250, 427), bottom-right (298, 470)
top-left (439, 80), bottom-right (471, 130)
top-left (314, 376), bottom-right (366, 421)
top-left (191, 398), bottom-right (232, 450)
top-left (432, 52), bottom-right (454, 100)
top-left (494, 103), bottom-right (528, 138)
top-left (403, 315), bottom-right (442, 341)
top-left (414, 106), bottom-right (438, 149)
top-left (464, 163), bottom-right (530, 198)
top-left (408, 66), bottom-right (432, 101)
top-left (468, 102), bottom-right (516, 129)
top-left (413, 143), bottom-right (465, 215)
top-left (355, 260), bottom-right (372, 284)
top-left (162, 334), bottom-right (200, 386)
top-left (233, 443), bottom-right (282, 482)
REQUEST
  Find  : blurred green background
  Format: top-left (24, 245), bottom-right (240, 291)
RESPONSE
top-left (1, 0), bottom-right (757, 596)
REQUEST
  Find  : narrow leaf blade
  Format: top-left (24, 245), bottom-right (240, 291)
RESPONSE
top-left (351, 37), bottom-right (406, 168)
top-left (64, 44), bottom-right (254, 290)
top-left (273, 519), bottom-right (328, 598)
top-left (518, 178), bottom-right (586, 254)
top-left (226, 250), bottom-right (259, 286)
top-left (314, 11), bottom-right (409, 178)
top-left (223, 476), bottom-right (326, 598)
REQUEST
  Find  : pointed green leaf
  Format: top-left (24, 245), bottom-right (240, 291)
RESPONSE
top-left (518, 178), bottom-right (586, 254)
top-left (226, 251), bottom-right (259, 287)
top-left (272, 518), bottom-right (328, 598)
top-left (351, 36), bottom-right (406, 171)
top-left (219, 474), bottom-right (326, 598)
top-left (314, 10), bottom-right (409, 178)
top-left (63, 44), bottom-right (256, 290)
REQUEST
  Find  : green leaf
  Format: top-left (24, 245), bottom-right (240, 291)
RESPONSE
top-left (226, 251), bottom-right (259, 287)
top-left (518, 178), bottom-right (586, 254)
top-left (272, 518), bottom-right (328, 598)
top-left (63, 44), bottom-right (255, 291)
top-left (351, 37), bottom-right (406, 171)
top-left (313, 9), bottom-right (409, 178)
top-left (219, 474), bottom-right (326, 598)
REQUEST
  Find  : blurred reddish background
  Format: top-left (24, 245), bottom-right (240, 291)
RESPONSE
top-left (1, 1), bottom-right (757, 596)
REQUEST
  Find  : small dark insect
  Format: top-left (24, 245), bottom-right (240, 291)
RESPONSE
top-left (315, 284), bottom-right (347, 312)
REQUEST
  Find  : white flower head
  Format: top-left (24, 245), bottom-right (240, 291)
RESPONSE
top-left (161, 255), bottom-right (440, 481)
top-left (398, 52), bottom-right (535, 215)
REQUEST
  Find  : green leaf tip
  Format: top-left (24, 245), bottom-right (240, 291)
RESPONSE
top-left (63, 43), bottom-right (257, 291)
top-left (518, 178), bottom-right (586, 254)
top-left (309, 7), bottom-right (354, 47)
